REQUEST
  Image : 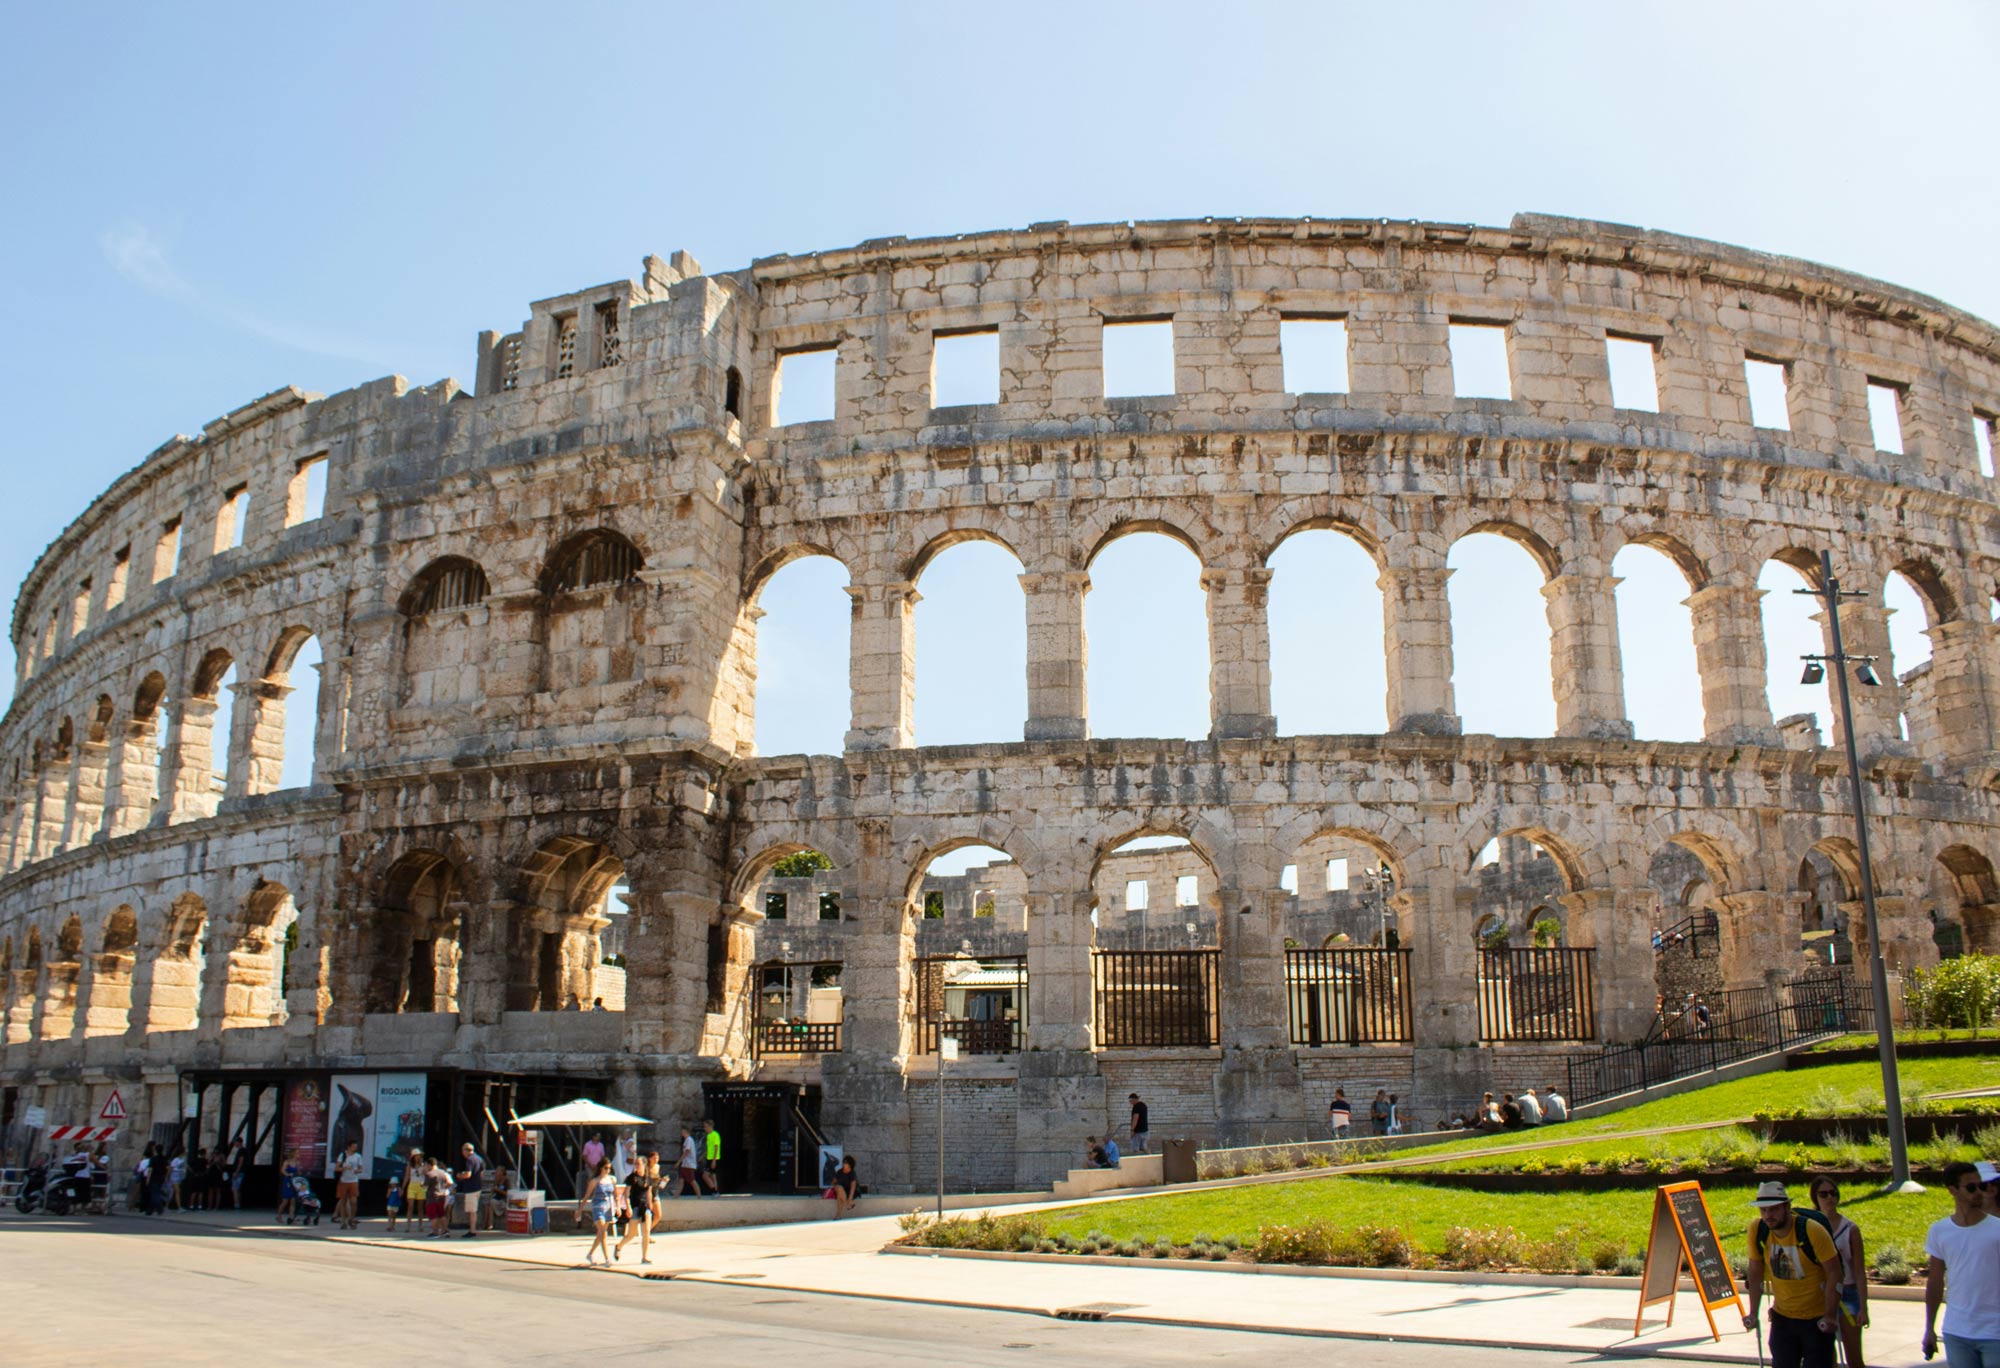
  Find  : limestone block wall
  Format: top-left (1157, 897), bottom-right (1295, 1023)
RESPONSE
top-left (4, 214), bottom-right (2000, 1190)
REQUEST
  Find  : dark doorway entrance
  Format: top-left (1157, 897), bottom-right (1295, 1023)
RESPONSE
top-left (700, 1082), bottom-right (821, 1192)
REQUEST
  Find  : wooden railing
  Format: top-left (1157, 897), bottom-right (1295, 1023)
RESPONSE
top-left (1477, 947), bottom-right (1596, 1042)
top-left (751, 1020), bottom-right (842, 1056)
top-left (913, 954), bottom-right (1028, 1055)
top-left (1284, 947), bottom-right (1413, 1045)
top-left (1092, 949), bottom-right (1218, 1048)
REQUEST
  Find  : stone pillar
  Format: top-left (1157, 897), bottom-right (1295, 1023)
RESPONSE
top-left (621, 888), bottom-right (712, 1056)
top-left (1380, 563), bottom-right (1460, 734)
top-left (1543, 573), bottom-right (1633, 740)
top-left (844, 580), bottom-right (917, 751)
top-left (1409, 871), bottom-right (1483, 1121)
top-left (1558, 886), bottom-right (1653, 1042)
top-left (1020, 571), bottom-right (1090, 742)
top-left (818, 823), bottom-right (914, 1189)
top-left (164, 698), bottom-right (221, 823)
top-left (1711, 890), bottom-right (1789, 991)
top-left (100, 719), bottom-right (152, 838)
top-left (1215, 886), bottom-right (1303, 1145)
top-left (39, 961), bottom-right (81, 1040)
top-left (1017, 887), bottom-right (1102, 1189)
top-left (1822, 599), bottom-right (1903, 753)
top-left (239, 680), bottom-right (292, 796)
top-left (1202, 567), bottom-right (1276, 739)
top-left (1865, 895), bottom-right (1935, 978)
top-left (83, 952), bottom-right (135, 1036)
top-left (1921, 619), bottom-right (2000, 767)
top-left (1687, 582), bottom-right (1780, 744)
top-left (4, 969), bottom-right (35, 1044)
top-left (33, 763), bottom-right (65, 857)
top-left (65, 741), bottom-right (107, 849)
top-left (453, 902), bottom-right (517, 1027)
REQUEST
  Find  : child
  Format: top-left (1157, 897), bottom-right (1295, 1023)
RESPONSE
top-left (276, 1161), bottom-right (300, 1224)
top-left (291, 1171), bottom-right (322, 1226)
top-left (384, 1160), bottom-right (404, 1232)
top-left (424, 1155), bottom-right (454, 1238)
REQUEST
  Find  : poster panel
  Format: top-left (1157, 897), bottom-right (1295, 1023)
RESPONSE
top-left (325, 1074), bottom-right (378, 1179)
top-left (280, 1079), bottom-right (329, 1177)
top-left (373, 1073), bottom-right (428, 1179)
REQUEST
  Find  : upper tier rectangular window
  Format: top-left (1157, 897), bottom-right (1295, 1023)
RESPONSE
top-left (287, 455), bottom-right (328, 527)
top-left (1125, 879), bottom-right (1149, 911)
top-left (1976, 411), bottom-right (1997, 479)
top-left (1175, 874), bottom-right (1198, 907)
top-left (154, 518), bottom-right (181, 583)
top-left (215, 485), bottom-right (249, 553)
top-left (1448, 323), bottom-right (1512, 400)
top-left (107, 546), bottom-right (129, 611)
top-left (1866, 382), bottom-right (1906, 455)
top-left (1743, 356), bottom-right (1791, 431)
top-left (1280, 317), bottom-right (1349, 394)
top-left (1326, 857), bottom-right (1349, 892)
top-left (931, 329), bottom-right (1000, 408)
top-left (1102, 319), bottom-right (1174, 398)
top-left (775, 347), bottom-right (837, 426)
top-left (1605, 334), bottom-right (1661, 412)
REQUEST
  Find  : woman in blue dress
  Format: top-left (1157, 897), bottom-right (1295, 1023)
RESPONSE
top-left (583, 1159), bottom-right (617, 1266)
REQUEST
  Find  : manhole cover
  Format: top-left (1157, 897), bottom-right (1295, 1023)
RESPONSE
top-left (1055, 1302), bottom-right (1142, 1321)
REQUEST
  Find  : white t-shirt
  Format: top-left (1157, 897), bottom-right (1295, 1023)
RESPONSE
top-left (1927, 1212), bottom-right (2000, 1339)
top-left (335, 1153), bottom-right (366, 1183)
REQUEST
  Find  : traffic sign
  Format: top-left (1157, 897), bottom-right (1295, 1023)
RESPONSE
top-left (100, 1090), bottom-right (126, 1121)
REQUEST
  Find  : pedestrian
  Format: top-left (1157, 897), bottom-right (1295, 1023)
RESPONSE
top-left (1328, 1087), bottom-right (1352, 1138)
top-left (583, 1159), bottom-right (617, 1266)
top-left (333, 1141), bottom-right (366, 1230)
top-left (185, 1149), bottom-right (210, 1211)
top-left (1518, 1088), bottom-right (1544, 1127)
top-left (276, 1159), bottom-right (300, 1225)
top-left (580, 1132), bottom-right (606, 1197)
top-left (827, 1154), bottom-right (858, 1219)
top-left (1500, 1093), bottom-right (1522, 1128)
top-left (1086, 1135), bottom-right (1108, 1168)
top-left (1542, 1084), bottom-right (1569, 1125)
top-left (1370, 1089), bottom-right (1392, 1136)
top-left (225, 1140), bottom-right (246, 1210)
top-left (1127, 1094), bottom-right (1150, 1154)
top-left (147, 1143), bottom-right (171, 1214)
top-left (1743, 1179), bottom-right (1840, 1368)
top-left (206, 1148), bottom-right (229, 1209)
top-left (484, 1160), bottom-right (510, 1231)
top-left (1979, 1160), bottom-right (2000, 1220)
top-left (131, 1146), bottom-right (155, 1215)
top-left (384, 1152), bottom-right (406, 1232)
top-left (1693, 997), bottom-right (1713, 1035)
top-left (591, 997), bottom-right (607, 1012)
top-left (1809, 1177), bottom-right (1868, 1368)
top-left (701, 1120), bottom-right (722, 1195)
top-left (401, 1149), bottom-right (429, 1235)
top-left (677, 1128), bottom-right (701, 1198)
top-left (454, 1142), bottom-right (486, 1238)
top-left (615, 1153), bottom-right (658, 1263)
top-left (1922, 1160), bottom-right (2000, 1367)
top-left (167, 1149), bottom-right (187, 1210)
top-left (1386, 1093), bottom-right (1403, 1136)
top-left (425, 1153), bottom-right (454, 1238)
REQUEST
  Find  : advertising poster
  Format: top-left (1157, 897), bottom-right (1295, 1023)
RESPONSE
top-left (325, 1074), bottom-right (378, 1179)
top-left (280, 1079), bottom-right (329, 1176)
top-left (373, 1073), bottom-right (428, 1179)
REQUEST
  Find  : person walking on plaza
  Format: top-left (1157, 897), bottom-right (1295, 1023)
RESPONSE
top-left (701, 1120), bottom-right (722, 1195)
top-left (1809, 1177), bottom-right (1868, 1368)
top-left (579, 1132), bottom-right (606, 1195)
top-left (185, 1149), bottom-right (209, 1211)
top-left (455, 1142), bottom-right (485, 1238)
top-left (167, 1149), bottom-right (187, 1211)
top-left (276, 1159), bottom-right (300, 1225)
top-left (1743, 1180), bottom-right (1840, 1368)
top-left (1127, 1094), bottom-right (1149, 1153)
top-left (615, 1152), bottom-right (658, 1263)
top-left (1923, 1160), bottom-right (2000, 1367)
top-left (677, 1128), bottom-right (701, 1198)
top-left (132, 1145), bottom-right (156, 1215)
top-left (400, 1150), bottom-right (429, 1235)
top-left (224, 1139), bottom-right (246, 1210)
top-left (424, 1154), bottom-right (454, 1238)
top-left (582, 1159), bottom-right (617, 1266)
top-left (1328, 1088), bottom-right (1352, 1138)
top-left (1370, 1089), bottom-right (1392, 1136)
top-left (333, 1141), bottom-right (366, 1230)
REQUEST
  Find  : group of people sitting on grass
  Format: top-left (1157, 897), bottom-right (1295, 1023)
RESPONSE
top-left (1447, 1085), bottom-right (1568, 1132)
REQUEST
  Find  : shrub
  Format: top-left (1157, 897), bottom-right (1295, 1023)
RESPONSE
top-left (1615, 1253), bottom-right (1646, 1277)
top-left (901, 1211), bottom-right (1048, 1251)
top-left (1914, 1133), bottom-right (1978, 1168)
top-left (1440, 1225), bottom-right (1526, 1270)
top-left (1036, 1238), bottom-right (1058, 1254)
top-left (1116, 1241), bottom-right (1138, 1257)
top-left (1016, 1233), bottom-right (1038, 1252)
top-left (1152, 1239), bottom-right (1172, 1258)
top-left (1519, 1155), bottom-right (1549, 1176)
top-left (1250, 1221), bottom-right (1412, 1268)
top-left (1207, 1245), bottom-right (1228, 1261)
top-left (1875, 1244), bottom-right (1912, 1285)
top-left (1729, 1253), bottom-right (1750, 1283)
top-left (1825, 1130), bottom-right (1873, 1172)
top-left (1971, 1122), bottom-right (2000, 1156)
top-left (1906, 953), bottom-right (2000, 1029)
top-left (1606, 1152), bottom-right (1641, 1173)
top-left (1221, 1235), bottom-right (1242, 1251)
top-left (1523, 1228), bottom-right (1582, 1274)
top-left (1078, 1239), bottom-right (1099, 1255)
top-left (1589, 1239), bottom-right (1625, 1270)
top-left (1782, 1145), bottom-right (1814, 1172)
top-left (1304, 1150), bottom-right (1334, 1168)
top-left (1558, 1154), bottom-right (1589, 1176)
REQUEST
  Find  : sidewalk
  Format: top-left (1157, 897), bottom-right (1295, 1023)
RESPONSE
top-left (121, 1207), bottom-right (1931, 1363)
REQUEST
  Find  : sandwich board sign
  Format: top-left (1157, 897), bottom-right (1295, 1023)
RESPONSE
top-left (1635, 1180), bottom-right (1743, 1341)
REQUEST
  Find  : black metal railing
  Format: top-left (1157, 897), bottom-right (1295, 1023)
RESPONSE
top-left (1285, 947), bottom-right (1413, 1044)
top-left (1092, 949), bottom-right (1219, 1048)
top-left (1652, 911), bottom-right (1720, 958)
top-left (1477, 947), bottom-right (1597, 1042)
top-left (1566, 973), bottom-right (1872, 1107)
top-left (914, 954), bottom-right (1028, 1055)
top-left (752, 1020), bottom-right (842, 1056)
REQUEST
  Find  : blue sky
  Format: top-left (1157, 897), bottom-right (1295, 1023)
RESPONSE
top-left (4, 2), bottom-right (1995, 787)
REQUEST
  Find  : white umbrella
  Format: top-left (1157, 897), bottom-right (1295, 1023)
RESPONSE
top-left (510, 1098), bottom-right (652, 1127)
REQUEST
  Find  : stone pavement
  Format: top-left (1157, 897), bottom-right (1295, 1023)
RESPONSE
top-left (115, 1206), bottom-right (1933, 1363)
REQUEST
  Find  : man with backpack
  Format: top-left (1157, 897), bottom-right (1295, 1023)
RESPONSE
top-left (1742, 1180), bottom-right (1841, 1368)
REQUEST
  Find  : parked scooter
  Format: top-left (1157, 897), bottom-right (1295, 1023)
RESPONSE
top-left (14, 1160), bottom-right (93, 1215)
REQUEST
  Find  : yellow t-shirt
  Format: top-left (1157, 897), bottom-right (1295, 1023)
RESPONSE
top-left (1750, 1214), bottom-right (1838, 1320)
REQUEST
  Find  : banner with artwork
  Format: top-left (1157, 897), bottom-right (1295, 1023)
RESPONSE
top-left (372, 1073), bottom-right (428, 1179)
top-left (325, 1074), bottom-right (378, 1179)
top-left (281, 1078), bottom-right (329, 1176)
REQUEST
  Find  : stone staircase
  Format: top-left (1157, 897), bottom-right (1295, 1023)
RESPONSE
top-left (1049, 1153), bottom-right (1164, 1201)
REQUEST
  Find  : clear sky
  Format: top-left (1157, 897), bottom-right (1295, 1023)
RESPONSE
top-left (4, 2), bottom-right (1994, 790)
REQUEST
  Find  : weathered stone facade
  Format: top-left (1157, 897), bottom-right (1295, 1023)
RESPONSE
top-left (5, 214), bottom-right (2000, 1191)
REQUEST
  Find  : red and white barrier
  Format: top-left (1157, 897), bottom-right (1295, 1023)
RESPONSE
top-left (45, 1125), bottom-right (118, 1144)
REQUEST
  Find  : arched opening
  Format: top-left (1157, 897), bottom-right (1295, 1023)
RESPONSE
top-left (1613, 542), bottom-right (1704, 741)
top-left (511, 837), bottom-right (625, 1012)
top-left (1759, 557), bottom-right (1832, 743)
top-left (133, 671), bottom-right (170, 825)
top-left (1090, 833), bottom-right (1220, 1046)
top-left (1448, 532), bottom-right (1555, 736)
top-left (1471, 832), bottom-right (1594, 1041)
top-left (40, 914), bottom-right (84, 1039)
top-left (86, 905), bottom-right (138, 1036)
top-left (264, 630), bottom-right (323, 791)
top-left (913, 539), bottom-right (1026, 746)
top-left (1646, 842), bottom-right (1728, 1005)
top-left (1933, 845), bottom-right (1999, 956)
top-left (911, 842), bottom-right (1027, 1056)
top-left (1283, 831), bottom-right (1408, 1045)
top-left (1085, 531), bottom-right (1210, 740)
top-left (749, 554), bottom-right (851, 756)
top-left (741, 846), bottom-right (845, 1056)
top-left (187, 649), bottom-right (237, 809)
top-left (6, 929), bottom-right (40, 1044)
top-left (541, 529), bottom-right (645, 595)
top-left (1267, 528), bottom-right (1387, 734)
top-left (224, 880), bottom-right (296, 1029)
top-left (366, 852), bottom-right (465, 1015)
top-left (1282, 831), bottom-right (1402, 947)
top-left (540, 530), bottom-right (647, 693)
top-left (1883, 569), bottom-right (1936, 742)
top-left (399, 557), bottom-right (491, 711)
top-left (146, 894), bottom-right (208, 1033)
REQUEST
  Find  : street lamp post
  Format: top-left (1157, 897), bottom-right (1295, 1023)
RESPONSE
top-left (1364, 864), bottom-right (1397, 947)
top-left (1797, 548), bottom-right (1920, 1193)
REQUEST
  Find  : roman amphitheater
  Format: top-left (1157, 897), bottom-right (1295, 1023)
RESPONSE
top-left (3, 213), bottom-right (1998, 1195)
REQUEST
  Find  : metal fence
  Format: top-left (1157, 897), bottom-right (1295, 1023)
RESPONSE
top-left (1092, 949), bottom-right (1219, 1048)
top-left (914, 954), bottom-right (1028, 1054)
top-left (1477, 947), bottom-right (1597, 1042)
top-left (752, 1020), bottom-right (842, 1056)
top-left (1566, 973), bottom-right (1873, 1107)
top-left (1284, 947), bottom-right (1413, 1044)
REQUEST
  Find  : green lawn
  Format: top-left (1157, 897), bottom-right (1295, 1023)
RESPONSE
top-left (1808, 1027), bottom-right (2000, 1052)
top-left (1038, 1175), bottom-right (1950, 1265)
top-left (1412, 1123), bottom-right (1997, 1175)
top-left (1372, 1054), bottom-right (2000, 1166)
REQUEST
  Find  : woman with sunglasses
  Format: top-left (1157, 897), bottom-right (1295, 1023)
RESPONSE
top-left (1811, 1178), bottom-right (1868, 1367)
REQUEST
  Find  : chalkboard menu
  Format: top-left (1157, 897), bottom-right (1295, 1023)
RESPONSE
top-left (1634, 1181), bottom-right (1743, 1342)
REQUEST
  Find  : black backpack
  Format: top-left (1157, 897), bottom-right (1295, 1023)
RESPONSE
top-left (1754, 1207), bottom-right (1834, 1269)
